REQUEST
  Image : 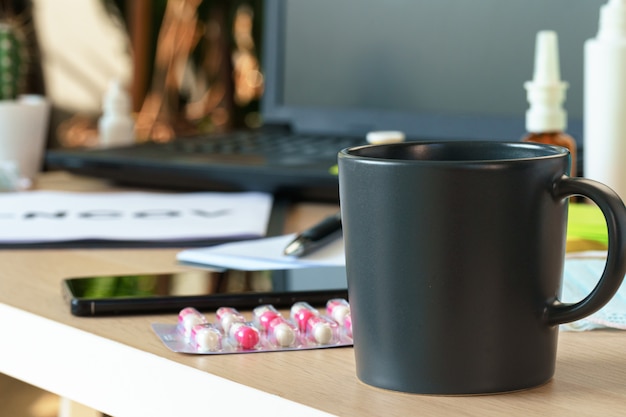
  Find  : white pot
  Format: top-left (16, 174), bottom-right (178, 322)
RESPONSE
top-left (0, 95), bottom-right (50, 182)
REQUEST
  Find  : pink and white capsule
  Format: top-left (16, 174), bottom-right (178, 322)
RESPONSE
top-left (191, 323), bottom-right (223, 352)
top-left (268, 316), bottom-right (298, 347)
top-left (343, 313), bottom-right (353, 338)
top-left (306, 315), bottom-right (339, 345)
top-left (229, 322), bottom-right (260, 350)
top-left (326, 298), bottom-right (350, 325)
top-left (216, 307), bottom-right (246, 334)
top-left (178, 307), bottom-right (207, 338)
top-left (290, 301), bottom-right (319, 332)
top-left (252, 304), bottom-right (281, 332)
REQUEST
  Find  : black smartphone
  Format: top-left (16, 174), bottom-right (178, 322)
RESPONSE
top-left (62, 266), bottom-right (348, 316)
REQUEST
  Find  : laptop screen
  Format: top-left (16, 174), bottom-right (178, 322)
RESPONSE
top-left (262, 0), bottom-right (603, 144)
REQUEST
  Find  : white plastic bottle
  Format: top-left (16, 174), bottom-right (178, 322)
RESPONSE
top-left (98, 80), bottom-right (135, 147)
top-left (584, 0), bottom-right (626, 199)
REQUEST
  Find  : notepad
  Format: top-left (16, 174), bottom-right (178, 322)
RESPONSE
top-left (177, 233), bottom-right (346, 270)
top-left (0, 191), bottom-right (273, 247)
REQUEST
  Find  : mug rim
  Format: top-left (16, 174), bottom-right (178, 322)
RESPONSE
top-left (338, 140), bottom-right (569, 164)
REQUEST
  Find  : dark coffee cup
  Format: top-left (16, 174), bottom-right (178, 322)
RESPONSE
top-left (338, 141), bottom-right (626, 395)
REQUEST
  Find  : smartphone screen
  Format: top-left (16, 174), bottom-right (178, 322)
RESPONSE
top-left (62, 267), bottom-right (347, 316)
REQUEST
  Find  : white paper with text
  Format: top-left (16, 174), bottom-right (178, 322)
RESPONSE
top-left (0, 191), bottom-right (273, 243)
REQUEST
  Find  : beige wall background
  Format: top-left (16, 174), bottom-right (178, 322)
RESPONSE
top-left (33, 0), bottom-right (133, 114)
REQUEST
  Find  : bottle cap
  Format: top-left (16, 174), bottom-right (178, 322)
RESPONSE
top-left (102, 79), bottom-right (131, 113)
top-left (366, 131), bottom-right (406, 144)
top-left (524, 31), bottom-right (568, 133)
top-left (598, 0), bottom-right (626, 40)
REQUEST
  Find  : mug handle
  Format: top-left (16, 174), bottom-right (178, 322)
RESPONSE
top-left (545, 175), bottom-right (626, 326)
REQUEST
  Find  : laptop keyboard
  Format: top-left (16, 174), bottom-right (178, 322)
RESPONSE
top-left (160, 131), bottom-right (365, 164)
top-left (45, 130), bottom-right (369, 201)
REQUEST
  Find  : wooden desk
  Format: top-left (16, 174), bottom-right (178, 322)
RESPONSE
top-left (0, 172), bottom-right (625, 417)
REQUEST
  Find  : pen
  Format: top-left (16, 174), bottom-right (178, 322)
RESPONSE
top-left (283, 211), bottom-right (342, 257)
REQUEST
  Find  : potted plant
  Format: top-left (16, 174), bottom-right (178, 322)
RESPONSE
top-left (0, 0), bottom-right (49, 188)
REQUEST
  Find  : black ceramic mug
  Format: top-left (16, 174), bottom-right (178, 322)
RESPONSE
top-left (338, 141), bottom-right (626, 395)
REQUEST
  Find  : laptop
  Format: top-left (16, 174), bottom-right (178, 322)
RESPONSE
top-left (45, 0), bottom-right (597, 202)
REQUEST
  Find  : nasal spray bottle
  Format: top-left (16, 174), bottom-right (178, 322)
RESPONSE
top-left (522, 31), bottom-right (577, 176)
top-left (98, 80), bottom-right (135, 147)
top-left (584, 0), bottom-right (626, 199)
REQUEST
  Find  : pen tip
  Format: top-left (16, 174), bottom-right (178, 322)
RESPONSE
top-left (283, 238), bottom-right (304, 257)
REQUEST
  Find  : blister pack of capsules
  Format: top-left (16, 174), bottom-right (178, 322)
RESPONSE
top-left (151, 299), bottom-right (352, 354)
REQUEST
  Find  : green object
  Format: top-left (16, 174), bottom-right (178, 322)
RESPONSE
top-left (0, 22), bottom-right (26, 100)
top-left (567, 202), bottom-right (608, 245)
top-left (80, 275), bottom-right (159, 298)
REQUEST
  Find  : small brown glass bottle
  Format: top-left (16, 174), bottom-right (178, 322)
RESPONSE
top-left (522, 131), bottom-right (577, 176)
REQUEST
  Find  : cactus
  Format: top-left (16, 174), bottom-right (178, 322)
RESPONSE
top-left (0, 21), bottom-right (26, 100)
